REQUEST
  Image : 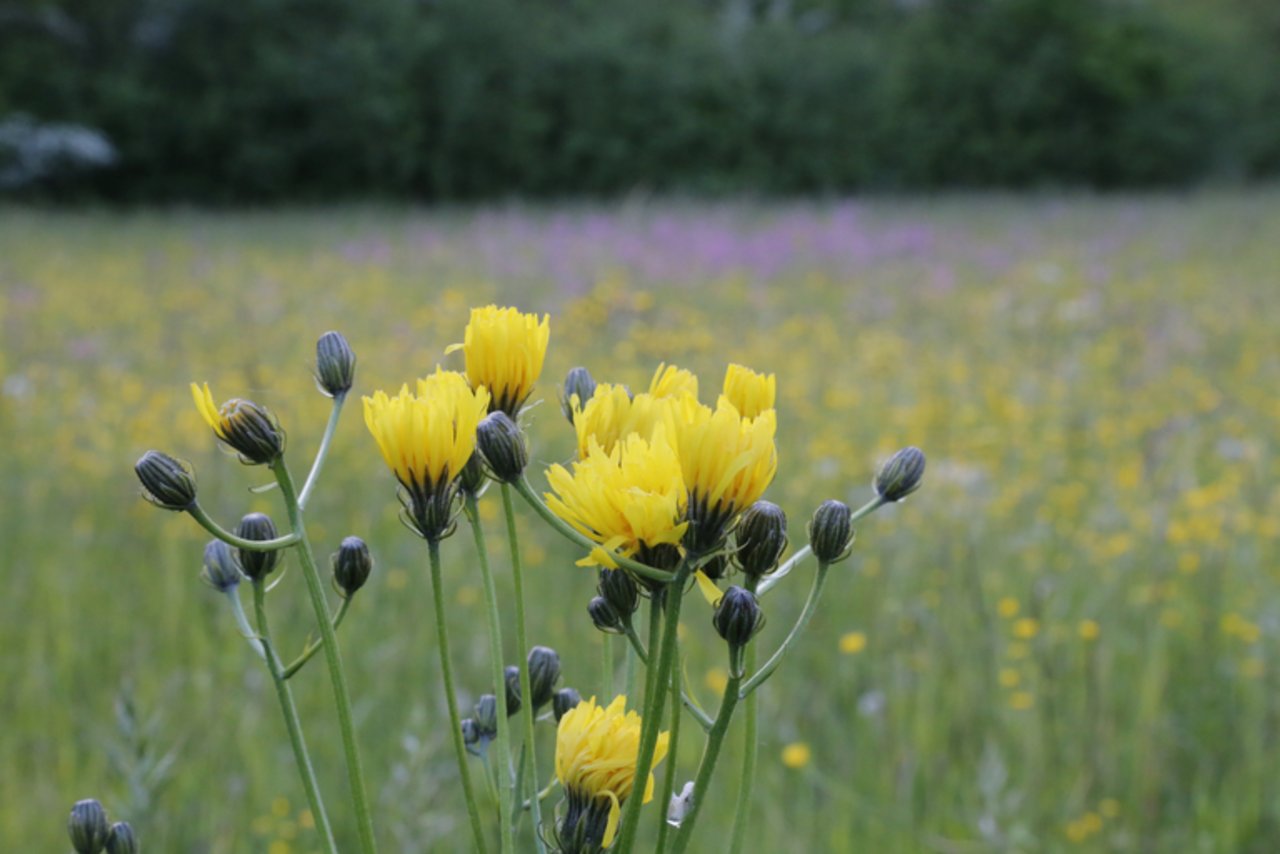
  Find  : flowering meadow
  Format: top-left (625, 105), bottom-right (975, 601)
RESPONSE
top-left (3, 193), bottom-right (1279, 852)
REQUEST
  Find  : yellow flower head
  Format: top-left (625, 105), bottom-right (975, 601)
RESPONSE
top-left (721, 363), bottom-right (776, 420)
top-left (571, 384), bottom-right (677, 459)
top-left (447, 305), bottom-right (550, 417)
top-left (672, 398), bottom-right (777, 553)
top-left (363, 368), bottom-right (490, 539)
top-left (190, 382), bottom-right (284, 465)
top-left (545, 428), bottom-right (688, 570)
top-left (554, 695), bottom-right (669, 851)
top-left (648, 362), bottom-right (699, 400)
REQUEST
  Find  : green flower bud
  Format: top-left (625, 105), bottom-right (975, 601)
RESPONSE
top-left (68, 799), bottom-right (109, 854)
top-left (474, 694), bottom-right (499, 739)
top-left (331, 536), bottom-right (372, 597)
top-left (315, 330), bottom-right (356, 398)
top-left (809, 500), bottom-right (854, 564)
top-left (461, 718), bottom-right (480, 747)
top-left (476, 411), bottom-right (528, 483)
top-left (735, 500), bottom-right (788, 579)
top-left (135, 450), bottom-right (197, 510)
top-left (459, 452), bottom-right (488, 499)
top-left (561, 367), bottom-right (597, 424)
top-left (200, 540), bottom-right (243, 592)
top-left (597, 568), bottom-right (638, 619)
top-left (504, 665), bottom-right (522, 717)
top-left (236, 513), bottom-right (281, 581)
top-left (587, 595), bottom-right (623, 634)
top-left (105, 821), bottom-right (138, 854)
top-left (219, 399), bottom-right (285, 465)
top-left (528, 646), bottom-right (561, 711)
top-left (553, 687), bottom-right (581, 723)
top-left (874, 446), bottom-right (926, 502)
top-left (713, 586), bottom-right (765, 648)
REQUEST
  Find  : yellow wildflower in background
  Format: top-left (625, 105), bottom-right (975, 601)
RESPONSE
top-left (722, 363), bottom-right (776, 420)
top-left (649, 362), bottom-right (699, 399)
top-left (554, 695), bottom-right (669, 851)
top-left (447, 304), bottom-right (550, 417)
top-left (781, 742), bottom-right (811, 769)
top-left (571, 384), bottom-right (676, 458)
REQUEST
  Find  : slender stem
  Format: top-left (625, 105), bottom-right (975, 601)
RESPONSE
top-left (252, 581), bottom-right (339, 854)
top-left (513, 477), bottom-right (673, 584)
top-left (602, 633), bottom-right (615, 698)
top-left (616, 563), bottom-right (690, 852)
top-left (272, 458), bottom-right (379, 854)
top-left (624, 635), bottom-right (639, 699)
top-left (189, 503), bottom-right (299, 551)
top-left (519, 778), bottom-right (560, 811)
top-left (298, 394), bottom-right (346, 510)
top-left (740, 562), bottom-right (832, 699)
top-left (281, 598), bottom-right (352, 680)
top-left (500, 484), bottom-right (548, 854)
top-left (224, 589), bottom-right (266, 659)
top-left (653, 637), bottom-right (685, 852)
top-left (727, 643), bottom-right (758, 854)
top-left (622, 623), bottom-right (714, 732)
top-left (757, 497), bottom-right (884, 596)
top-left (465, 495), bottom-right (516, 854)
top-left (669, 672), bottom-right (743, 853)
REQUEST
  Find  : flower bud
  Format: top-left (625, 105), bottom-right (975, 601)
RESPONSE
top-left (587, 595), bottom-right (623, 634)
top-left (735, 500), bottom-right (788, 579)
top-left (809, 500), bottom-right (854, 564)
top-left (476, 411), bottom-right (528, 483)
top-left (875, 446), bottom-right (926, 502)
top-left (68, 799), bottom-right (109, 854)
top-left (331, 536), bottom-right (372, 597)
top-left (105, 822), bottom-right (138, 854)
top-left (461, 717), bottom-right (480, 747)
top-left (315, 330), bottom-right (356, 398)
top-left (713, 586), bottom-right (765, 648)
top-left (459, 452), bottom-right (488, 499)
top-left (474, 694), bottom-right (499, 739)
top-left (219, 399), bottom-right (285, 465)
top-left (700, 554), bottom-right (728, 580)
top-left (135, 450), bottom-right (197, 510)
top-left (527, 646), bottom-right (561, 711)
top-left (200, 540), bottom-right (243, 592)
top-left (504, 665), bottom-right (522, 717)
top-left (553, 687), bottom-right (581, 723)
top-left (561, 367), bottom-right (597, 424)
top-left (597, 568), bottom-right (638, 618)
top-left (236, 512), bottom-right (282, 581)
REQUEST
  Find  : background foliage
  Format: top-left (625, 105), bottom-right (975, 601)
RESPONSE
top-left (2, 0), bottom-right (1279, 201)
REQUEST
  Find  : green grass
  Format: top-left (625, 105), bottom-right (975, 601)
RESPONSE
top-left (2, 192), bottom-right (1278, 852)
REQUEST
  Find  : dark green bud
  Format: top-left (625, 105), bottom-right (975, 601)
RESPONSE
top-left (474, 694), bottom-right (499, 739)
top-left (135, 450), bottom-right (197, 510)
top-left (713, 586), bottom-right (765, 648)
top-left (68, 799), bottom-right (109, 854)
top-left (504, 665), bottom-right (522, 717)
top-left (315, 330), bottom-right (356, 398)
top-left (528, 646), bottom-right (561, 711)
top-left (461, 718), bottom-right (480, 747)
top-left (476, 411), bottom-right (528, 483)
top-left (553, 687), bottom-right (581, 723)
top-left (200, 540), bottom-right (243, 592)
top-left (597, 568), bottom-right (638, 618)
top-left (561, 367), bottom-right (597, 424)
top-left (700, 554), bottom-right (728, 580)
top-left (735, 500), bottom-right (788, 579)
top-left (331, 536), bottom-right (372, 597)
top-left (236, 513), bottom-right (281, 581)
top-left (809, 500), bottom-right (854, 564)
top-left (874, 446), bottom-right (926, 502)
top-left (105, 822), bottom-right (138, 854)
top-left (587, 595), bottom-right (623, 634)
top-left (219, 399), bottom-right (285, 465)
top-left (459, 452), bottom-right (488, 499)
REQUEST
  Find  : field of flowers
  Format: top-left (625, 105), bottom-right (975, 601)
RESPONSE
top-left (3, 193), bottom-right (1279, 852)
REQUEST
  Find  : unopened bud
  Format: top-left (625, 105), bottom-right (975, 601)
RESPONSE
top-left (504, 665), bottom-right (522, 717)
top-left (331, 536), bottom-right (372, 597)
top-left (105, 822), bottom-right (138, 854)
top-left (200, 540), bottom-right (243, 592)
top-left (874, 446), bottom-right (926, 502)
top-left (461, 718), bottom-right (480, 747)
top-left (476, 411), bottom-right (528, 483)
top-left (459, 452), bottom-right (488, 498)
top-left (474, 694), bottom-right (499, 739)
top-left (315, 331), bottom-right (356, 398)
top-left (597, 568), bottom-right (638, 618)
top-left (553, 687), bottom-right (581, 723)
top-left (135, 450), bottom-right (197, 510)
top-left (236, 513), bottom-right (282, 581)
top-left (561, 367), bottom-right (597, 423)
top-left (588, 595), bottom-right (623, 634)
top-left (528, 646), bottom-right (561, 711)
top-left (218, 399), bottom-right (285, 465)
top-left (713, 586), bottom-right (765, 648)
top-left (68, 799), bottom-right (109, 854)
top-left (735, 500), bottom-right (788, 579)
top-left (809, 500), bottom-right (854, 564)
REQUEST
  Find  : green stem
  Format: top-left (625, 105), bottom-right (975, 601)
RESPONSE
top-left (224, 589), bottom-right (266, 659)
top-left (272, 458), bottom-right (379, 854)
top-left (500, 483), bottom-right (548, 854)
top-left (298, 394), bottom-right (345, 511)
top-left (281, 598), bottom-right (352, 680)
top-left (622, 622), bottom-right (714, 732)
top-left (513, 477), bottom-right (673, 584)
top-left (426, 538), bottom-right (491, 854)
top-left (602, 633), bottom-right (615, 698)
top-left (740, 562), bottom-right (831, 699)
top-left (653, 637), bottom-right (685, 852)
top-left (252, 581), bottom-right (339, 854)
top-left (669, 672), bottom-right (743, 853)
top-left (615, 562), bottom-right (690, 852)
top-left (727, 643), bottom-right (758, 854)
top-left (465, 495), bottom-right (516, 854)
top-left (189, 503), bottom-right (299, 551)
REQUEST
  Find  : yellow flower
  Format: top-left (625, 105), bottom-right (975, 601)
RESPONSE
top-left (781, 742), bottom-right (811, 769)
top-left (545, 429), bottom-right (688, 570)
top-left (721, 363), bottom-right (775, 420)
top-left (839, 631), bottom-right (867, 655)
top-left (190, 382), bottom-right (284, 464)
top-left (447, 305), bottom-right (550, 417)
top-left (363, 368), bottom-right (490, 539)
top-left (648, 362), bottom-right (699, 399)
top-left (554, 695), bottom-right (669, 851)
top-left (571, 384), bottom-right (676, 459)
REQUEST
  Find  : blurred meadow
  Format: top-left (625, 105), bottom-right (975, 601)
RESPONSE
top-left (3, 191), bottom-right (1280, 852)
